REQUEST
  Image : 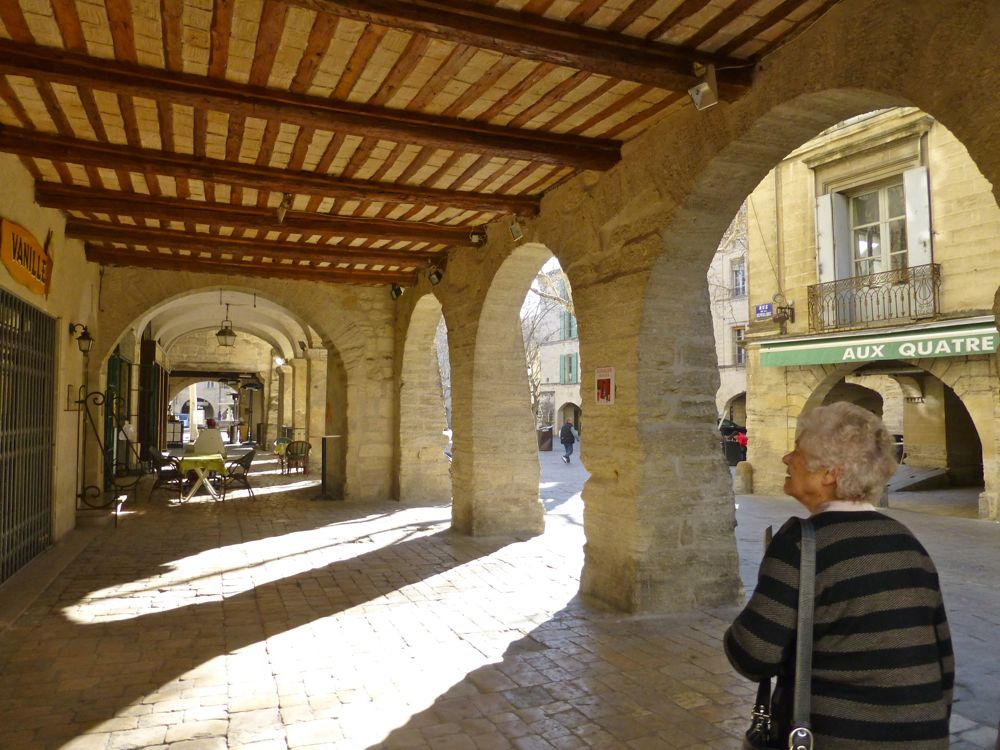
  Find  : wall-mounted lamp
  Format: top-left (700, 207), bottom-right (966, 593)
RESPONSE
top-left (772, 293), bottom-right (795, 331)
top-left (277, 193), bottom-right (293, 224)
top-left (509, 219), bottom-right (524, 242)
top-left (468, 228), bottom-right (488, 247)
top-left (688, 63), bottom-right (718, 110)
top-left (390, 284), bottom-right (404, 300)
top-left (274, 356), bottom-right (286, 367)
top-left (427, 266), bottom-right (443, 286)
top-left (68, 322), bottom-right (94, 354)
top-left (216, 303), bottom-right (237, 347)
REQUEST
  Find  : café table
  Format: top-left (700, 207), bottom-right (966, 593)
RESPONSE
top-left (178, 453), bottom-right (227, 502)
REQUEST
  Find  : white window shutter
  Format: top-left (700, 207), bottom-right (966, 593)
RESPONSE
top-left (904, 166), bottom-right (933, 267)
top-left (831, 192), bottom-right (851, 278)
top-left (815, 192), bottom-right (850, 281)
top-left (815, 193), bottom-right (835, 283)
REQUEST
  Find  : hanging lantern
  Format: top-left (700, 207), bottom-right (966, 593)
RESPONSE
top-left (216, 304), bottom-right (236, 347)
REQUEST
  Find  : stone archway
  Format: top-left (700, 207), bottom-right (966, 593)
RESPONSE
top-left (92, 272), bottom-right (383, 497)
top-left (398, 294), bottom-right (451, 504)
top-left (562, 0), bottom-right (999, 610)
top-left (557, 402), bottom-right (581, 433)
top-left (785, 358), bottom-right (995, 515)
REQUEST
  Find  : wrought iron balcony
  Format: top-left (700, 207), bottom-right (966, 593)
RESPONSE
top-left (807, 263), bottom-right (941, 333)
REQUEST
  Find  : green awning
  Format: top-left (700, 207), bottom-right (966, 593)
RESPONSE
top-left (760, 318), bottom-right (998, 367)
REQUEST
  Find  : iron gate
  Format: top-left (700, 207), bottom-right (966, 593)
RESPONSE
top-left (0, 288), bottom-right (55, 584)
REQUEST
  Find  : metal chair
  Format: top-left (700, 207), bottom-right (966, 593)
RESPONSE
top-left (273, 437), bottom-right (291, 473)
top-left (221, 449), bottom-right (256, 501)
top-left (148, 453), bottom-right (184, 501)
top-left (285, 440), bottom-right (311, 474)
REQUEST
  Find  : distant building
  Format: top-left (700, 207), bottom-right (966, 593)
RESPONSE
top-left (708, 204), bottom-right (750, 425)
top-left (742, 108), bottom-right (1000, 519)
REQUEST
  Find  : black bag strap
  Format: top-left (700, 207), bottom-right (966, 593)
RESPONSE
top-left (790, 517), bottom-right (816, 750)
top-left (750, 525), bottom-right (775, 726)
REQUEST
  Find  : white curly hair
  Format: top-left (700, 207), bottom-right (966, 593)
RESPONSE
top-left (796, 402), bottom-right (898, 503)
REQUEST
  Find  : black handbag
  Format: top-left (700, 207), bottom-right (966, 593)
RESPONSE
top-left (742, 518), bottom-right (816, 750)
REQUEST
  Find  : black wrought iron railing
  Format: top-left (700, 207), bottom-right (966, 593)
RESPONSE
top-left (807, 263), bottom-right (941, 333)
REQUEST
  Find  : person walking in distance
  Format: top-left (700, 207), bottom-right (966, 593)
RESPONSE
top-left (559, 419), bottom-right (576, 464)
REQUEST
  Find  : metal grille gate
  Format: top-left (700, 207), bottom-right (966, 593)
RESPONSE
top-left (0, 288), bottom-right (55, 584)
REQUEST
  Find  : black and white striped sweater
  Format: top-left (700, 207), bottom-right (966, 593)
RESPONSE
top-left (725, 511), bottom-right (954, 749)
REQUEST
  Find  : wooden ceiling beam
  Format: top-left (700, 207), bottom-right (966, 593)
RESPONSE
top-left (67, 220), bottom-right (439, 268)
top-left (0, 39), bottom-right (620, 171)
top-left (85, 243), bottom-right (418, 285)
top-left (288, 0), bottom-right (753, 95)
top-left (36, 183), bottom-right (473, 244)
top-left (0, 126), bottom-right (539, 215)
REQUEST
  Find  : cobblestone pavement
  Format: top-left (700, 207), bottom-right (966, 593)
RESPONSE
top-left (0, 451), bottom-right (996, 749)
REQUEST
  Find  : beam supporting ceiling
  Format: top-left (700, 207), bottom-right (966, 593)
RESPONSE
top-left (36, 184), bottom-right (473, 245)
top-left (67, 220), bottom-right (436, 267)
top-left (169, 370), bottom-right (262, 381)
top-left (0, 39), bottom-right (621, 171)
top-left (85, 244), bottom-right (419, 285)
top-left (290, 0), bottom-right (754, 94)
top-left (0, 126), bottom-right (540, 215)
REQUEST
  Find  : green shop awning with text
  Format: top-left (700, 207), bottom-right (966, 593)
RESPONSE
top-left (760, 319), bottom-right (999, 367)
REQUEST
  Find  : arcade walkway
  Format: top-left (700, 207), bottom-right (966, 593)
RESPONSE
top-left (0, 451), bottom-right (996, 749)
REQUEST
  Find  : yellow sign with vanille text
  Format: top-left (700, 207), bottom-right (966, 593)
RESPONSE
top-left (1, 219), bottom-right (52, 296)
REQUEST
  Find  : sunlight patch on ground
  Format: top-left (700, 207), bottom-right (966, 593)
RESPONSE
top-left (59, 505), bottom-right (451, 623)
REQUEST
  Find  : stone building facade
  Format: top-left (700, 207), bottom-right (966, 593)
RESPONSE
top-left (743, 108), bottom-right (1000, 520)
top-left (708, 205), bottom-right (750, 424)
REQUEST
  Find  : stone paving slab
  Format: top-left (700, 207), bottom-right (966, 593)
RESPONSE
top-left (0, 451), bottom-right (996, 749)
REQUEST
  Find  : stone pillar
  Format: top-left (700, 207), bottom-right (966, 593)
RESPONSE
top-left (448, 246), bottom-right (547, 538)
top-left (305, 348), bottom-right (327, 456)
top-left (399, 298), bottom-right (452, 504)
top-left (452, 307), bottom-right (543, 536)
top-left (744, 344), bottom-right (793, 495)
top-left (902, 378), bottom-right (948, 469)
top-left (291, 358), bottom-right (309, 442)
top-left (600, 246), bottom-right (742, 613)
top-left (187, 383), bottom-right (199, 443)
top-left (278, 364), bottom-right (293, 438)
top-left (264, 367), bottom-right (279, 447)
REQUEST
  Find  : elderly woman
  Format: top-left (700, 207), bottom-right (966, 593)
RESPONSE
top-left (725, 402), bottom-right (953, 749)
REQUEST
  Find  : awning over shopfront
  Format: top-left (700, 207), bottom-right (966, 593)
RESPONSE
top-left (760, 316), bottom-right (999, 367)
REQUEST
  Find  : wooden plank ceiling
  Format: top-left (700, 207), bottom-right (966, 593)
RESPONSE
top-left (0, 0), bottom-right (838, 286)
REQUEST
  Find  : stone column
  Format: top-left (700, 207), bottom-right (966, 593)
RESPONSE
top-left (448, 244), bottom-right (547, 538)
top-left (399, 299), bottom-right (451, 504)
top-left (264, 367), bottom-right (279, 447)
top-left (291, 358), bottom-right (309, 441)
top-left (305, 348), bottom-right (327, 456)
top-left (187, 383), bottom-right (199, 443)
top-left (744, 344), bottom-right (793, 494)
top-left (278, 364), bottom-right (292, 438)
